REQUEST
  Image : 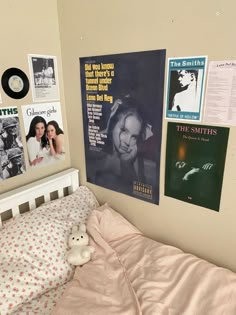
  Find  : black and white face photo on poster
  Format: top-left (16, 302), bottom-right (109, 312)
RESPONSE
top-left (0, 108), bottom-right (26, 181)
top-left (168, 69), bottom-right (201, 112)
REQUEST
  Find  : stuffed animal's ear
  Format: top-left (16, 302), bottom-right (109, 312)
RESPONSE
top-left (79, 223), bottom-right (86, 232)
top-left (72, 226), bottom-right (78, 233)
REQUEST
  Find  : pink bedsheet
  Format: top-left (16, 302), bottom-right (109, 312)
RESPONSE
top-left (53, 204), bottom-right (236, 315)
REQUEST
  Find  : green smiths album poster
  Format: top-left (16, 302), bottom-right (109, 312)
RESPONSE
top-left (80, 50), bottom-right (166, 204)
top-left (165, 122), bottom-right (229, 211)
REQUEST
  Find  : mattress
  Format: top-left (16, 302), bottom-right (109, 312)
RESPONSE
top-left (53, 204), bottom-right (236, 315)
top-left (12, 284), bottom-right (67, 315)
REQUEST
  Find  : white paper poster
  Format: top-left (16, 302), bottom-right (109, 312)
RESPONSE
top-left (21, 102), bottom-right (65, 169)
top-left (204, 60), bottom-right (236, 125)
top-left (28, 54), bottom-right (60, 102)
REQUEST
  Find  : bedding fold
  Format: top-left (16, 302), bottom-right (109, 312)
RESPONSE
top-left (53, 204), bottom-right (141, 315)
top-left (53, 204), bottom-right (236, 315)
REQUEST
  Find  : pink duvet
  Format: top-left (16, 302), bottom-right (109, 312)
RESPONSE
top-left (53, 204), bottom-right (236, 315)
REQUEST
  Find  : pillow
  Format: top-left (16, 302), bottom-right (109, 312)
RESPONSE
top-left (0, 186), bottom-right (99, 315)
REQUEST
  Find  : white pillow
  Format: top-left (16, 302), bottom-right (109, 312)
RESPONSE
top-left (0, 186), bottom-right (99, 315)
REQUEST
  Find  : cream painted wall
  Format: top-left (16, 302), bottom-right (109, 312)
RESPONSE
top-left (0, 0), bottom-right (70, 193)
top-left (58, 0), bottom-right (236, 272)
top-left (1, 0), bottom-right (235, 272)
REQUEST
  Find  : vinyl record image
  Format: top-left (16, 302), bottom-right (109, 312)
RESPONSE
top-left (1, 68), bottom-right (30, 99)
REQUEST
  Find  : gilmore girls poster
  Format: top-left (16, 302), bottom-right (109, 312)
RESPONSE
top-left (21, 102), bottom-right (65, 169)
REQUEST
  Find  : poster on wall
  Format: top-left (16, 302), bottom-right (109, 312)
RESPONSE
top-left (0, 106), bottom-right (26, 180)
top-left (204, 60), bottom-right (236, 126)
top-left (21, 102), bottom-right (65, 169)
top-left (80, 49), bottom-right (166, 204)
top-left (28, 54), bottom-right (60, 102)
top-left (165, 56), bottom-right (207, 121)
top-left (0, 89), bottom-right (2, 103)
top-left (165, 122), bottom-right (229, 211)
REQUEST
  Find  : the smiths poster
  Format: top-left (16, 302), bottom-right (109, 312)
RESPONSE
top-left (165, 56), bottom-right (207, 121)
top-left (165, 122), bottom-right (229, 211)
top-left (80, 50), bottom-right (166, 204)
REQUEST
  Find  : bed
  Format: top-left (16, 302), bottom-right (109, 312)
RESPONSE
top-left (1, 169), bottom-right (236, 315)
top-left (0, 168), bottom-right (99, 314)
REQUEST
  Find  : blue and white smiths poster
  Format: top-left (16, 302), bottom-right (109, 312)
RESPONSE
top-left (165, 56), bottom-right (207, 121)
top-left (80, 50), bottom-right (166, 204)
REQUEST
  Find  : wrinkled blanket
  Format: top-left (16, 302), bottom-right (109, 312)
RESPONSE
top-left (53, 204), bottom-right (236, 315)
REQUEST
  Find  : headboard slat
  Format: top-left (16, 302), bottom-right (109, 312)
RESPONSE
top-left (44, 193), bottom-right (50, 203)
top-left (12, 207), bottom-right (20, 217)
top-left (29, 199), bottom-right (36, 211)
top-left (0, 168), bottom-right (79, 224)
top-left (58, 188), bottom-right (64, 198)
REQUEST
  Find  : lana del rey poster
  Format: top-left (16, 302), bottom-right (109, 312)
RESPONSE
top-left (80, 49), bottom-right (166, 204)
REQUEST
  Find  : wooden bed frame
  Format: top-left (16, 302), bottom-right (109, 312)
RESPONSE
top-left (0, 168), bottom-right (79, 227)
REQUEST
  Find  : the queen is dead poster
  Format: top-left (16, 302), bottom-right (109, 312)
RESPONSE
top-left (165, 122), bottom-right (229, 211)
top-left (80, 50), bottom-right (166, 204)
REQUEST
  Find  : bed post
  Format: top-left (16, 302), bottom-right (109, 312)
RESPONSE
top-left (68, 169), bottom-right (79, 194)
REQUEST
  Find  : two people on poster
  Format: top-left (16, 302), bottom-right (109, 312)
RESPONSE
top-left (26, 116), bottom-right (65, 168)
top-left (0, 117), bottom-right (25, 180)
top-left (34, 59), bottom-right (55, 86)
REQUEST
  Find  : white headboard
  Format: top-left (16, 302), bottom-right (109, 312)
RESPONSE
top-left (0, 168), bottom-right (79, 226)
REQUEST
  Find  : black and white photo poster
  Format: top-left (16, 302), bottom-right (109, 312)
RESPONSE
top-left (165, 56), bottom-right (207, 121)
top-left (80, 50), bottom-right (166, 204)
top-left (28, 54), bottom-right (60, 102)
top-left (0, 106), bottom-right (25, 180)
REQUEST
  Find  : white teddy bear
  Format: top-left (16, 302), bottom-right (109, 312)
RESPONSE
top-left (67, 224), bottom-right (95, 266)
